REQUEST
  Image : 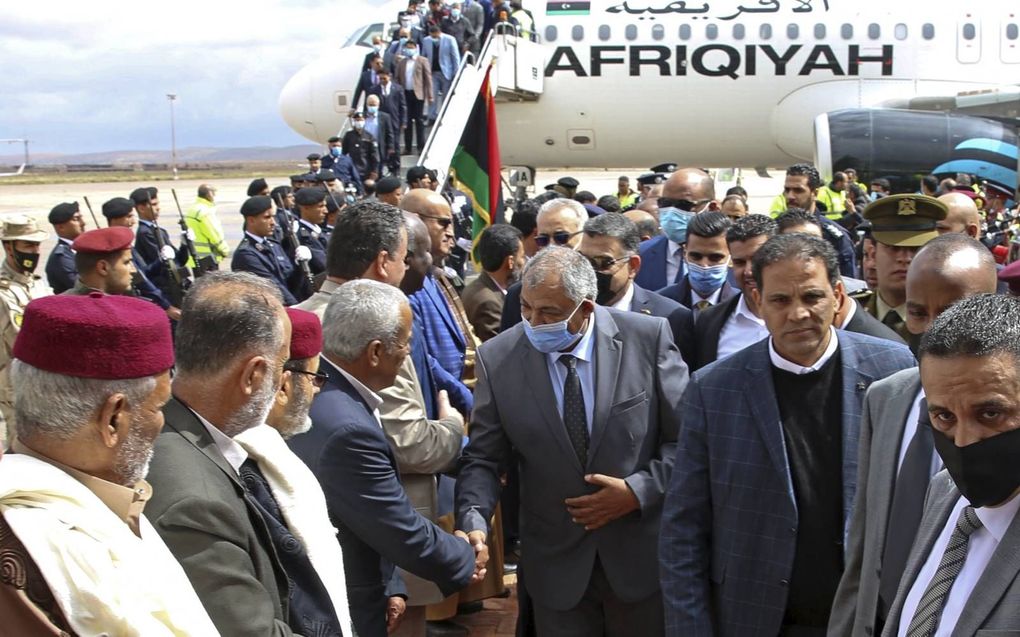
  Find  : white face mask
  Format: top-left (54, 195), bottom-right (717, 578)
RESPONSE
top-left (353, 121), bottom-right (365, 130)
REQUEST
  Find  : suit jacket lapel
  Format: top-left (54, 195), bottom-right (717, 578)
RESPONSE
top-left (588, 308), bottom-right (622, 463)
top-left (875, 371), bottom-right (922, 530)
top-left (518, 333), bottom-right (585, 475)
top-left (629, 285), bottom-right (652, 315)
top-left (838, 334), bottom-right (879, 528)
top-left (164, 397), bottom-right (240, 485)
top-left (743, 343), bottom-right (796, 508)
top-left (953, 504), bottom-right (1020, 635)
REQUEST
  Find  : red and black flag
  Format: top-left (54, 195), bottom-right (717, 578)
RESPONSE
top-left (449, 65), bottom-right (503, 262)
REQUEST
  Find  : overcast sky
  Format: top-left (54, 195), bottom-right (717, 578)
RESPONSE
top-left (0, 1), bottom-right (391, 154)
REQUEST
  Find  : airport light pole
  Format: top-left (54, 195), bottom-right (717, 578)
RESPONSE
top-left (166, 93), bottom-right (178, 179)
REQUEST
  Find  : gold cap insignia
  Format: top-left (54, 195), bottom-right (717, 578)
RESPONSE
top-left (897, 199), bottom-right (917, 216)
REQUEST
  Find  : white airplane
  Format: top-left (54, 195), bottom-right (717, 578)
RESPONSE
top-left (279, 0), bottom-right (1019, 189)
top-left (0, 164), bottom-right (25, 178)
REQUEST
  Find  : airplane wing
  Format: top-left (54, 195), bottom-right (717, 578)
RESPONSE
top-left (879, 85), bottom-right (1020, 121)
top-left (0, 164), bottom-right (25, 178)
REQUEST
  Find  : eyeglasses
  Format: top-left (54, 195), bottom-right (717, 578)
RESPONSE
top-left (417, 212), bottom-right (452, 228)
top-left (535, 230), bottom-right (583, 248)
top-left (658, 198), bottom-right (711, 212)
top-left (286, 368), bottom-right (329, 389)
top-left (586, 255), bottom-right (630, 272)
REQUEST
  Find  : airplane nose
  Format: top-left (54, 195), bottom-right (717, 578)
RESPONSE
top-left (279, 48), bottom-right (371, 144)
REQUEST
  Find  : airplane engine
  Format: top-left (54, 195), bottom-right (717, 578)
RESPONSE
top-left (815, 108), bottom-right (1018, 194)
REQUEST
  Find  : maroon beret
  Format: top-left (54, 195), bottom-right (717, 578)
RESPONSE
top-left (286, 308), bottom-right (322, 361)
top-left (13, 293), bottom-right (174, 379)
top-left (71, 227), bottom-right (134, 254)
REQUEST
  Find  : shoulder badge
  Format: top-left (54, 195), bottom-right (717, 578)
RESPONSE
top-left (13, 312), bottom-right (22, 328)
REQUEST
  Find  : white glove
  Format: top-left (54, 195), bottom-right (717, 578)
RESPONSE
top-left (183, 229), bottom-right (196, 242)
top-left (160, 245), bottom-right (176, 261)
top-left (292, 220), bottom-right (301, 234)
top-left (295, 246), bottom-right (312, 262)
top-left (456, 237), bottom-right (473, 252)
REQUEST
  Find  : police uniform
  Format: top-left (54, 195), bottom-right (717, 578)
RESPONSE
top-left (44, 202), bottom-right (80, 294)
top-left (862, 193), bottom-right (947, 339)
top-left (101, 198), bottom-right (173, 310)
top-left (0, 215), bottom-right (52, 444)
top-left (294, 188), bottom-right (329, 276)
top-left (230, 196), bottom-right (306, 306)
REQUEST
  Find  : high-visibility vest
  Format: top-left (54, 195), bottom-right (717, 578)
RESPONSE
top-left (511, 9), bottom-right (534, 38)
top-left (816, 185), bottom-right (848, 219)
top-left (184, 198), bottom-right (230, 266)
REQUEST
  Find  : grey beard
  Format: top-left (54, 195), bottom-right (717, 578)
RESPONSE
top-left (114, 420), bottom-right (155, 486)
top-left (222, 372), bottom-right (278, 438)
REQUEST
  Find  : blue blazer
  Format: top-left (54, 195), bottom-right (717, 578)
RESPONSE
top-left (635, 235), bottom-right (685, 292)
top-left (421, 33), bottom-right (460, 80)
top-left (45, 239), bottom-right (76, 294)
top-left (231, 237), bottom-right (302, 306)
top-left (321, 154), bottom-right (364, 195)
top-left (659, 332), bottom-right (915, 637)
top-left (410, 274), bottom-right (467, 382)
top-left (288, 362), bottom-right (475, 637)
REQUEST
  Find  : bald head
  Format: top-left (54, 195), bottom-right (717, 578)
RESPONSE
top-left (400, 188), bottom-right (453, 261)
top-left (623, 209), bottom-right (659, 241)
top-left (662, 168), bottom-right (716, 204)
top-left (905, 233), bottom-right (998, 336)
top-left (937, 192), bottom-right (981, 238)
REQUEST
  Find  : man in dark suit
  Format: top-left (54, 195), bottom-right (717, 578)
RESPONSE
top-left (353, 52), bottom-right (383, 110)
top-left (829, 234), bottom-right (999, 637)
top-left (657, 211), bottom-right (738, 318)
top-left (369, 70), bottom-right (407, 149)
top-left (231, 196), bottom-right (311, 306)
top-left (578, 212), bottom-right (696, 365)
top-left (289, 279), bottom-right (479, 637)
top-left (881, 294), bottom-right (1020, 636)
top-left (660, 234), bottom-right (915, 637)
top-left (44, 201), bottom-right (83, 294)
top-left (457, 246), bottom-right (688, 635)
top-left (364, 94), bottom-right (398, 177)
top-left (146, 272), bottom-right (299, 635)
top-left (462, 223), bottom-right (524, 342)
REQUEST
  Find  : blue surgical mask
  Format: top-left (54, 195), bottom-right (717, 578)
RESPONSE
top-left (367, 106), bottom-right (379, 116)
top-left (686, 260), bottom-right (730, 297)
top-left (451, 8), bottom-right (461, 18)
top-left (330, 146), bottom-right (341, 157)
top-left (659, 207), bottom-right (695, 244)
top-left (521, 302), bottom-right (584, 353)
top-left (405, 48), bottom-right (417, 58)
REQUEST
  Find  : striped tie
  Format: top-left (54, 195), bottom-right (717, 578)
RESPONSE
top-left (905, 506), bottom-right (983, 637)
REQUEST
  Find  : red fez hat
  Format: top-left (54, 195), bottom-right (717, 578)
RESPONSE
top-left (286, 308), bottom-right (323, 361)
top-left (71, 227), bottom-right (134, 254)
top-left (13, 293), bottom-right (174, 379)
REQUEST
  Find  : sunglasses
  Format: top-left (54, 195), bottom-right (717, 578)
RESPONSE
top-left (287, 368), bottom-right (329, 389)
top-left (586, 255), bottom-right (630, 272)
top-left (658, 198), bottom-right (711, 212)
top-left (417, 212), bottom-right (452, 228)
top-left (535, 230), bottom-right (583, 248)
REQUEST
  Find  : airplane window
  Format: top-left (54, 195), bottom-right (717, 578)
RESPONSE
top-left (706, 24), bottom-right (718, 40)
top-left (814, 24), bottom-right (826, 39)
top-left (679, 24), bottom-right (691, 40)
top-left (545, 25), bottom-right (557, 42)
top-left (760, 24), bottom-right (772, 40)
top-left (841, 24), bottom-right (853, 40)
top-left (599, 25), bottom-right (611, 41)
top-left (652, 24), bottom-right (665, 41)
top-left (787, 24), bottom-right (799, 39)
top-left (868, 23), bottom-right (881, 40)
top-left (1008, 24), bottom-right (1019, 40)
top-left (572, 25), bottom-right (584, 41)
top-left (625, 24), bottom-right (637, 41)
top-left (962, 23), bottom-right (976, 40)
top-left (895, 24), bottom-right (907, 40)
top-left (732, 24), bottom-right (745, 40)
top-left (922, 23), bottom-right (935, 40)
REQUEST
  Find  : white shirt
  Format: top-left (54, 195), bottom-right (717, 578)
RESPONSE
top-left (838, 296), bottom-right (858, 329)
top-left (545, 310), bottom-right (597, 433)
top-left (690, 286), bottom-right (722, 309)
top-left (244, 231), bottom-right (267, 245)
top-left (716, 294), bottom-right (770, 361)
top-left (895, 386), bottom-right (942, 476)
top-left (665, 240), bottom-right (684, 286)
top-left (323, 357), bottom-right (384, 428)
top-left (403, 56), bottom-right (416, 89)
top-left (298, 218), bottom-right (321, 236)
top-left (609, 283), bottom-right (635, 312)
top-left (193, 410), bottom-right (249, 475)
top-left (896, 493), bottom-right (1020, 637)
top-left (768, 327), bottom-right (839, 374)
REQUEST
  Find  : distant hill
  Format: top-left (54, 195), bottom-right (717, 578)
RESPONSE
top-left (0, 145), bottom-right (324, 166)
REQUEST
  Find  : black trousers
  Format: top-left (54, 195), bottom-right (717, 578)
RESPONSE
top-left (404, 89), bottom-right (426, 154)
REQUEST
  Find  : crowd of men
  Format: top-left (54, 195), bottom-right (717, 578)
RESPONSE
top-left (1, 156), bottom-right (1020, 637)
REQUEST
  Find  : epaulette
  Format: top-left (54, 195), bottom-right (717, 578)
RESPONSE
top-left (824, 223), bottom-right (844, 240)
top-left (848, 288), bottom-right (874, 304)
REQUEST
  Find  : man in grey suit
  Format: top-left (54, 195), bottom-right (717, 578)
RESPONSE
top-left (829, 234), bottom-right (999, 637)
top-left (660, 234), bottom-right (915, 637)
top-left (146, 272), bottom-right (298, 635)
top-left (456, 246), bottom-right (688, 636)
top-left (882, 293), bottom-right (1020, 636)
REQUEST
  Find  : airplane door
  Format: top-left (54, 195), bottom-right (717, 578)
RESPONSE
top-left (1002, 16), bottom-right (1020, 63)
top-left (957, 17), bottom-right (981, 64)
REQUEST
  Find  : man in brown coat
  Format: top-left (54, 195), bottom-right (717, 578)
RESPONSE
top-left (462, 224), bottom-right (525, 342)
top-left (395, 40), bottom-right (434, 155)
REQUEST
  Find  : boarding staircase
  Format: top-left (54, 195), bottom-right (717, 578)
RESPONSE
top-left (416, 28), bottom-right (546, 186)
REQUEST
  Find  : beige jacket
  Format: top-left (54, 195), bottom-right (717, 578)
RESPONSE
top-left (0, 260), bottom-right (51, 445)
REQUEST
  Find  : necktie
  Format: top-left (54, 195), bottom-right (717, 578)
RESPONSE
top-left (883, 310), bottom-right (901, 329)
top-left (878, 400), bottom-right (936, 619)
top-left (559, 355), bottom-right (589, 467)
top-left (905, 506), bottom-right (983, 637)
top-left (695, 300), bottom-right (712, 312)
top-left (673, 248), bottom-right (685, 284)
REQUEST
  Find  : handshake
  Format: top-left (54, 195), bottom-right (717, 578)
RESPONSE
top-left (454, 529), bottom-right (489, 583)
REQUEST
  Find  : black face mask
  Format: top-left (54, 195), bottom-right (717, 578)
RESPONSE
top-left (594, 271), bottom-right (617, 306)
top-left (930, 421), bottom-right (1020, 508)
top-left (13, 249), bottom-right (39, 274)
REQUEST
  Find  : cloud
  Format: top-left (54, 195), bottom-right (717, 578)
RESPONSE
top-left (0, 0), bottom-right (379, 153)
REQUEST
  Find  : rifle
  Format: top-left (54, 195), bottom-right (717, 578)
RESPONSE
top-left (274, 194), bottom-right (315, 289)
top-left (144, 192), bottom-right (188, 308)
top-left (82, 197), bottom-right (101, 228)
top-left (171, 188), bottom-right (216, 276)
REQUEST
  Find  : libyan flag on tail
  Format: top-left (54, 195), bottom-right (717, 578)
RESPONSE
top-left (449, 65), bottom-right (504, 263)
